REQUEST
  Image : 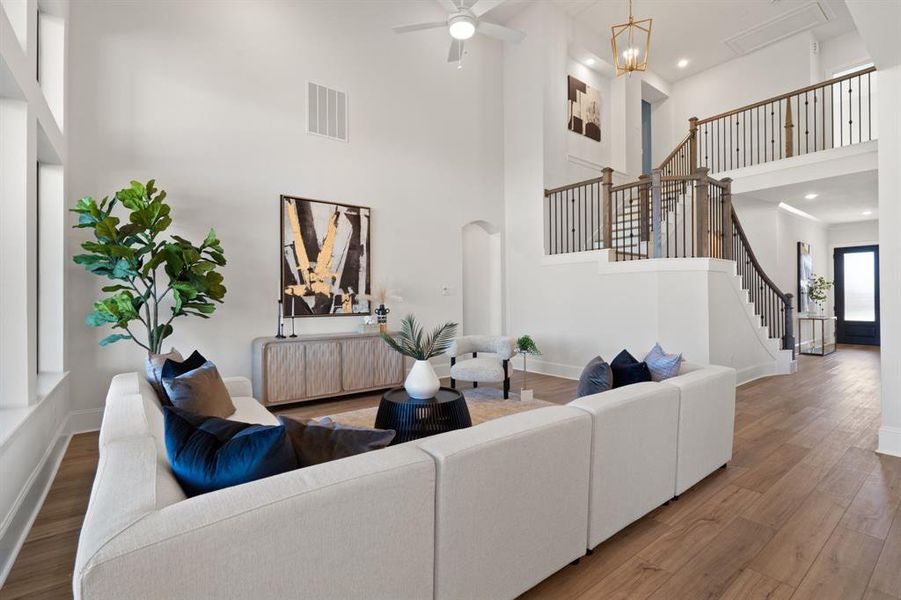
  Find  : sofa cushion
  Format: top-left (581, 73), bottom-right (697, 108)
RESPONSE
top-left (278, 416), bottom-right (395, 467)
top-left (145, 347), bottom-right (183, 404)
top-left (162, 361), bottom-right (236, 419)
top-left (577, 356), bottom-right (612, 397)
top-left (610, 350), bottom-right (652, 388)
top-left (643, 343), bottom-right (682, 381)
top-left (164, 407), bottom-right (298, 496)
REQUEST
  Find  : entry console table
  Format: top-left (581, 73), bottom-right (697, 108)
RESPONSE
top-left (252, 332), bottom-right (404, 406)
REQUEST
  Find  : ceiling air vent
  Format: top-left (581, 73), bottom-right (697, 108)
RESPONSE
top-left (724, 1), bottom-right (830, 56)
top-left (307, 82), bottom-right (348, 142)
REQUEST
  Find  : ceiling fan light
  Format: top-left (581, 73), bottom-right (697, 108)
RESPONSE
top-left (449, 17), bottom-right (475, 40)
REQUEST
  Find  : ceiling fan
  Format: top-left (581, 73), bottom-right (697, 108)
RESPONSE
top-left (392, 0), bottom-right (526, 66)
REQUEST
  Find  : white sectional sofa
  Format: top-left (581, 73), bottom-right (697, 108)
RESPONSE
top-left (74, 361), bottom-right (735, 600)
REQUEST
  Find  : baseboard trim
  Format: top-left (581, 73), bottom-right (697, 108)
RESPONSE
top-left (68, 407), bottom-right (104, 434)
top-left (878, 426), bottom-right (901, 458)
top-left (0, 428), bottom-right (71, 587)
top-left (514, 358), bottom-right (580, 381)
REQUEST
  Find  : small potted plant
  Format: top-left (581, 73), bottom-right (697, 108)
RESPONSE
top-left (380, 315), bottom-right (457, 399)
top-left (807, 274), bottom-right (833, 316)
top-left (516, 335), bottom-right (541, 401)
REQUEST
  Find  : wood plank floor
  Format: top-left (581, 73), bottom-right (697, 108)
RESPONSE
top-left (3, 345), bottom-right (899, 599)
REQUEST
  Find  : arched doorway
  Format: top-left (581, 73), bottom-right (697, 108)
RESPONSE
top-left (461, 221), bottom-right (503, 335)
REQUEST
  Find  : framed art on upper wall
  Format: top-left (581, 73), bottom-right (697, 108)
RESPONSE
top-left (567, 75), bottom-right (601, 142)
top-left (798, 241), bottom-right (812, 314)
top-left (280, 195), bottom-right (371, 317)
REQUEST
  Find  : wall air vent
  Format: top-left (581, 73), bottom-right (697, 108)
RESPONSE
top-left (307, 82), bottom-right (348, 142)
top-left (724, 1), bottom-right (830, 56)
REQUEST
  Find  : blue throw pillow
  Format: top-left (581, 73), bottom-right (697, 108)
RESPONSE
top-left (164, 406), bottom-right (298, 497)
top-left (643, 343), bottom-right (683, 381)
top-left (610, 349), bottom-right (652, 388)
top-left (577, 356), bottom-right (612, 397)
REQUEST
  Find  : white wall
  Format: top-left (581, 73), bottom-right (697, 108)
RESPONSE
top-left (66, 0), bottom-right (505, 414)
top-left (732, 197), bottom-right (830, 343)
top-left (462, 222), bottom-right (502, 335)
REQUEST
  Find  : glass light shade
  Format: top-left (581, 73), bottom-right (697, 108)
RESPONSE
top-left (449, 18), bottom-right (475, 40)
top-left (611, 14), bottom-right (652, 76)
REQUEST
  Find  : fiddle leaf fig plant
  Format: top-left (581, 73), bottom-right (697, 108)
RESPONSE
top-left (71, 179), bottom-right (227, 354)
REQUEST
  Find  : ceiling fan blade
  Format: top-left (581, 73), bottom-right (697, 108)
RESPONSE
top-left (477, 21), bottom-right (526, 43)
top-left (436, 0), bottom-right (460, 12)
top-left (447, 39), bottom-right (465, 63)
top-left (392, 21), bottom-right (447, 34)
top-left (469, 0), bottom-right (506, 17)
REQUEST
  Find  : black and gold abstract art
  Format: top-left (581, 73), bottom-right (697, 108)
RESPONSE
top-left (280, 196), bottom-right (371, 317)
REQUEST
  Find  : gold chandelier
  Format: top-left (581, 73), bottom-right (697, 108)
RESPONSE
top-left (611, 0), bottom-right (652, 76)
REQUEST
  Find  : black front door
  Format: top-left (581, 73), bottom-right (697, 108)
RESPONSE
top-left (834, 245), bottom-right (880, 345)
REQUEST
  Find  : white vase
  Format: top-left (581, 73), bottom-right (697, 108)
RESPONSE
top-left (405, 359), bottom-right (440, 399)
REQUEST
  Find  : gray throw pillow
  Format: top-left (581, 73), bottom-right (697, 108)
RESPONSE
top-left (277, 415), bottom-right (395, 467)
top-left (162, 361), bottom-right (236, 419)
top-left (145, 347), bottom-right (183, 404)
top-left (577, 356), bottom-right (612, 398)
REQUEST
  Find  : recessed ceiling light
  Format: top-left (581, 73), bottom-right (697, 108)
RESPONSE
top-left (862, 210), bottom-right (873, 216)
top-left (804, 193), bottom-right (818, 200)
top-left (677, 59), bottom-right (689, 68)
top-left (586, 58), bottom-right (596, 66)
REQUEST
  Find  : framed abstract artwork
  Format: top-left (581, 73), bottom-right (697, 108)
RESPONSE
top-left (797, 241), bottom-right (812, 314)
top-left (567, 75), bottom-right (601, 142)
top-left (280, 195), bottom-right (371, 317)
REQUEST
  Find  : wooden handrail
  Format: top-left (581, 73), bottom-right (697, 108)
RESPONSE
top-left (657, 133), bottom-right (691, 170)
top-left (731, 207), bottom-right (789, 304)
top-left (697, 66), bottom-right (876, 125)
top-left (544, 176), bottom-right (604, 196)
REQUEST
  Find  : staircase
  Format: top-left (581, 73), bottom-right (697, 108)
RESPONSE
top-left (542, 66), bottom-right (877, 359)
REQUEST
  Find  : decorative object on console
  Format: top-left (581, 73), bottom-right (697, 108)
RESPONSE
top-left (577, 356), bottom-right (612, 398)
top-left (380, 315), bottom-right (458, 400)
top-left (164, 406), bottom-right (297, 497)
top-left (278, 415), bottom-right (395, 467)
top-left (807, 273), bottom-right (833, 317)
top-left (72, 179), bottom-right (227, 354)
top-left (643, 343), bottom-right (682, 381)
top-left (281, 195), bottom-right (371, 317)
top-left (162, 359), bottom-right (236, 419)
top-left (797, 241), bottom-right (812, 313)
top-left (275, 299), bottom-right (286, 338)
top-left (610, 349), bottom-right (652, 388)
top-left (567, 75), bottom-right (601, 142)
top-left (610, 0), bottom-right (652, 76)
top-left (365, 287), bottom-right (404, 333)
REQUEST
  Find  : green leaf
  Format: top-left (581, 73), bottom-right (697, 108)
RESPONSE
top-left (111, 258), bottom-right (136, 279)
top-left (99, 333), bottom-right (132, 346)
top-left (95, 216), bottom-right (121, 242)
top-left (203, 229), bottom-right (219, 248)
top-left (101, 284), bottom-right (130, 292)
top-left (85, 310), bottom-right (117, 327)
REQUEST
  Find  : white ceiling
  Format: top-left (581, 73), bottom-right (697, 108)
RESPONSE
top-left (551, 0), bottom-right (858, 82)
top-left (739, 170), bottom-right (878, 224)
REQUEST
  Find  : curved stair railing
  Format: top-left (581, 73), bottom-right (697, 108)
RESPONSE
top-left (731, 208), bottom-right (795, 354)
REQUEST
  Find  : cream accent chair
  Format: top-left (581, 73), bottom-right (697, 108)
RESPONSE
top-left (448, 335), bottom-right (517, 398)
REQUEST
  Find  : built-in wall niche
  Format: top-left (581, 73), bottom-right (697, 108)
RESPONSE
top-left (307, 81), bottom-right (347, 142)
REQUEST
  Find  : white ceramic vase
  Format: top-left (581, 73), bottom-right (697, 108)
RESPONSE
top-left (405, 359), bottom-right (440, 399)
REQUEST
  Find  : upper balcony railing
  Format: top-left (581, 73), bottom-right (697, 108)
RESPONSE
top-left (688, 66), bottom-right (877, 174)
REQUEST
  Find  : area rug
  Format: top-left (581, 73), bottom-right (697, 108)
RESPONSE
top-left (320, 392), bottom-right (554, 430)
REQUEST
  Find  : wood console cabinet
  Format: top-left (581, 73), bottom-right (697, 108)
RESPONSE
top-left (252, 332), bottom-right (404, 406)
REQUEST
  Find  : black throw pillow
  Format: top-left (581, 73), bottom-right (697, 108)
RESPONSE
top-left (610, 349), bottom-right (652, 388)
top-left (161, 350), bottom-right (208, 382)
top-left (277, 416), bottom-right (395, 467)
top-left (577, 356), bottom-right (612, 398)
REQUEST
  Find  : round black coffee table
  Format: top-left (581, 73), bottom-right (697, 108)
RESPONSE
top-left (375, 387), bottom-right (471, 445)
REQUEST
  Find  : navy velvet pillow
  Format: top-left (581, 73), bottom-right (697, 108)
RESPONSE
top-left (610, 349), bottom-right (652, 388)
top-left (160, 350), bottom-right (208, 382)
top-left (164, 406), bottom-right (298, 497)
